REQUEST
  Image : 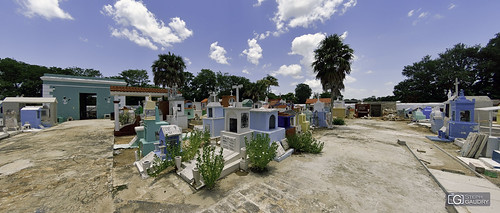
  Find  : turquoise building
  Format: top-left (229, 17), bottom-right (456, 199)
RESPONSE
top-left (41, 74), bottom-right (126, 120)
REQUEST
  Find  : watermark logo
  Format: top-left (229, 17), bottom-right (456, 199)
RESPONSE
top-left (446, 192), bottom-right (490, 206)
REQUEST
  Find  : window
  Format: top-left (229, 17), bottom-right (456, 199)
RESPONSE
top-left (37, 111), bottom-right (40, 119)
top-left (460, 110), bottom-right (470, 122)
top-left (177, 104), bottom-right (182, 111)
top-left (452, 111), bottom-right (455, 121)
top-left (208, 108), bottom-right (213, 118)
top-left (269, 115), bottom-right (276, 129)
top-left (241, 113), bottom-right (249, 128)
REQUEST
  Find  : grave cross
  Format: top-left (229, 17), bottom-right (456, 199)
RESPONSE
top-left (454, 78), bottom-right (459, 96)
top-left (211, 91), bottom-right (217, 102)
top-left (232, 84), bottom-right (243, 103)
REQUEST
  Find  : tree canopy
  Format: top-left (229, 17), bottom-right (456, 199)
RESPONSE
top-left (393, 33), bottom-right (500, 102)
top-left (152, 52), bottom-right (186, 88)
top-left (312, 34), bottom-right (354, 105)
top-left (294, 83), bottom-right (312, 104)
top-left (117, 69), bottom-right (150, 87)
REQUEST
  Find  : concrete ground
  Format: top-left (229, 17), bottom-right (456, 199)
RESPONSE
top-left (3, 118), bottom-right (494, 212)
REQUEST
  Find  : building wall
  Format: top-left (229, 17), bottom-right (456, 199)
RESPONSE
top-left (42, 74), bottom-right (126, 120)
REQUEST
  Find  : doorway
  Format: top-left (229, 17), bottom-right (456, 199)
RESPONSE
top-left (80, 93), bottom-right (97, 119)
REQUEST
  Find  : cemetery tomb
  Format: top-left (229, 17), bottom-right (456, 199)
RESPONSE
top-left (20, 106), bottom-right (43, 129)
top-left (203, 92), bottom-right (225, 138)
top-left (167, 93), bottom-right (188, 129)
top-left (297, 113), bottom-right (310, 133)
top-left (136, 100), bottom-right (169, 156)
top-left (430, 107), bottom-right (444, 134)
top-left (250, 108), bottom-right (286, 144)
top-left (278, 112), bottom-right (296, 137)
top-left (154, 125), bottom-right (182, 160)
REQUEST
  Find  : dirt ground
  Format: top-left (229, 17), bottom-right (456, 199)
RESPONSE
top-left (0, 120), bottom-right (114, 212)
top-left (2, 118), bottom-right (496, 212)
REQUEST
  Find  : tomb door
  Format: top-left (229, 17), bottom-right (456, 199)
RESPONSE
top-left (208, 108), bottom-right (213, 118)
top-left (269, 115), bottom-right (276, 129)
top-left (230, 118), bottom-right (237, 133)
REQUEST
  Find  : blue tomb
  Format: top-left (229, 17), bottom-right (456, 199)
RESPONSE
top-left (428, 90), bottom-right (478, 142)
top-left (20, 106), bottom-right (43, 128)
top-left (154, 125), bottom-right (182, 160)
top-left (249, 108), bottom-right (286, 145)
top-left (203, 93), bottom-right (225, 137)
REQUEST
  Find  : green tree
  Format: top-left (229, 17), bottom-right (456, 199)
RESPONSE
top-left (152, 52), bottom-right (186, 88)
top-left (262, 75), bottom-right (279, 95)
top-left (319, 91), bottom-right (331, 98)
top-left (181, 71), bottom-right (195, 100)
top-left (192, 69), bottom-right (217, 101)
top-left (280, 92), bottom-right (296, 103)
top-left (312, 34), bottom-right (354, 106)
top-left (244, 81), bottom-right (266, 101)
top-left (66, 67), bottom-right (103, 77)
top-left (294, 83), bottom-right (312, 104)
top-left (476, 33), bottom-right (500, 99)
top-left (119, 69), bottom-right (150, 87)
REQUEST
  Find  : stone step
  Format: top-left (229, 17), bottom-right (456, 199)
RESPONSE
top-left (220, 159), bottom-right (241, 179)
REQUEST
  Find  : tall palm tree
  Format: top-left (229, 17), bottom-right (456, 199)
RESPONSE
top-left (262, 75), bottom-right (279, 96)
top-left (312, 34), bottom-right (354, 104)
top-left (152, 52), bottom-right (186, 89)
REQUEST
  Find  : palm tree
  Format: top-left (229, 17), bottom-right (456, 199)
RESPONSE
top-left (152, 52), bottom-right (186, 88)
top-left (262, 75), bottom-right (279, 96)
top-left (312, 34), bottom-right (354, 104)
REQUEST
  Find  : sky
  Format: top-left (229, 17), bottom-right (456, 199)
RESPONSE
top-left (1, 0), bottom-right (499, 100)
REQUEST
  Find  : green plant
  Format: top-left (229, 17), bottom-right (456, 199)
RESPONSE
top-left (182, 130), bottom-right (209, 161)
top-left (147, 155), bottom-right (174, 177)
top-left (333, 118), bottom-right (345, 125)
top-left (196, 145), bottom-right (224, 190)
top-left (245, 134), bottom-right (278, 172)
top-left (287, 131), bottom-right (324, 154)
top-left (119, 112), bottom-right (132, 125)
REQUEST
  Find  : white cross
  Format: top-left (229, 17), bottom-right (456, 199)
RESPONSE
top-left (232, 84), bottom-right (243, 103)
top-left (454, 78), bottom-right (459, 96)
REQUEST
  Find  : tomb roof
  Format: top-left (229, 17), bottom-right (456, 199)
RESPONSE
top-left (2, 97), bottom-right (57, 104)
top-left (201, 98), bottom-right (208, 103)
top-left (305, 98), bottom-right (331, 104)
top-left (110, 86), bottom-right (175, 94)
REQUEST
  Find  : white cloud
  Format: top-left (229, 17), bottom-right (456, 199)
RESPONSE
top-left (407, 9), bottom-right (414, 17)
top-left (384, 81), bottom-right (394, 86)
top-left (448, 3), bottom-right (456, 10)
top-left (79, 37), bottom-right (88, 42)
top-left (17, 0), bottom-right (73, 20)
top-left (418, 12), bottom-right (428, 19)
top-left (111, 28), bottom-right (157, 50)
top-left (102, 0), bottom-right (193, 50)
top-left (290, 82), bottom-right (299, 86)
top-left (289, 32), bottom-right (326, 72)
top-left (242, 38), bottom-right (263, 65)
top-left (339, 31), bottom-right (348, 40)
top-left (344, 75), bottom-right (356, 84)
top-left (184, 57), bottom-right (192, 66)
top-left (209, 42), bottom-right (230, 65)
top-left (273, 0), bottom-right (357, 31)
top-left (303, 78), bottom-right (323, 93)
top-left (242, 69), bottom-right (250, 74)
top-left (365, 70), bottom-right (373, 74)
top-left (254, 0), bottom-right (266, 7)
top-left (271, 64), bottom-right (303, 79)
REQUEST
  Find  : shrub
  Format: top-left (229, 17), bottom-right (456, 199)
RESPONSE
top-left (286, 131), bottom-right (324, 154)
top-left (147, 141), bottom-right (182, 177)
top-left (119, 112), bottom-right (132, 125)
top-left (196, 145), bottom-right (224, 190)
top-left (245, 134), bottom-right (278, 172)
top-left (333, 118), bottom-right (345, 125)
top-left (183, 130), bottom-right (209, 161)
top-left (147, 155), bottom-right (173, 177)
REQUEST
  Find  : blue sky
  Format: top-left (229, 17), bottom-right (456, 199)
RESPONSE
top-left (1, 0), bottom-right (499, 99)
